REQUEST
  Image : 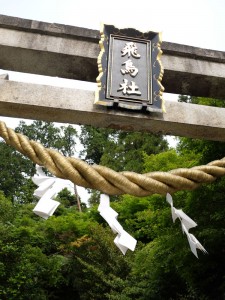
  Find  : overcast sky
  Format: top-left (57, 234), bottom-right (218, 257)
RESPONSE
top-left (0, 0), bottom-right (224, 51)
top-left (0, 0), bottom-right (224, 202)
top-left (0, 0), bottom-right (224, 98)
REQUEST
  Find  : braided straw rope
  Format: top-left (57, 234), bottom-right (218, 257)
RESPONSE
top-left (1, 120), bottom-right (225, 196)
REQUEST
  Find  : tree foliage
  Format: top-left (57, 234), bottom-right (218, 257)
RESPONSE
top-left (0, 142), bottom-right (35, 203)
top-left (0, 192), bottom-right (85, 299)
top-left (0, 120), bottom-right (78, 204)
top-left (80, 125), bottom-right (168, 172)
top-left (1, 98), bottom-right (225, 299)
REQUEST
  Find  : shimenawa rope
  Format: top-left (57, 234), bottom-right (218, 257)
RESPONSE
top-left (1, 120), bottom-right (225, 197)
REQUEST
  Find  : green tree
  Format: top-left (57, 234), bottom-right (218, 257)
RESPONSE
top-left (101, 131), bottom-right (168, 173)
top-left (80, 125), bottom-right (168, 172)
top-left (0, 120), bottom-right (80, 205)
top-left (2, 97), bottom-right (225, 299)
top-left (16, 120), bottom-right (78, 156)
top-left (0, 142), bottom-right (35, 203)
top-left (80, 125), bottom-right (168, 205)
top-left (0, 193), bottom-right (93, 299)
top-left (67, 224), bottom-right (132, 300)
top-left (179, 95), bottom-right (225, 107)
top-left (107, 120), bottom-right (225, 300)
top-left (79, 125), bottom-right (116, 164)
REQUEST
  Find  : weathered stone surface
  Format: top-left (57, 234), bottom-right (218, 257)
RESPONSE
top-left (1, 79), bottom-right (225, 141)
top-left (0, 14), bottom-right (99, 41)
top-left (0, 73), bottom-right (8, 80)
top-left (0, 15), bottom-right (224, 99)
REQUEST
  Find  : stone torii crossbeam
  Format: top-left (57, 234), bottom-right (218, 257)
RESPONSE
top-left (0, 14), bottom-right (225, 141)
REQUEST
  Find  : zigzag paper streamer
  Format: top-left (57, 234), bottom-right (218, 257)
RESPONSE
top-left (166, 193), bottom-right (207, 258)
top-left (32, 165), bottom-right (72, 219)
top-left (98, 194), bottom-right (137, 255)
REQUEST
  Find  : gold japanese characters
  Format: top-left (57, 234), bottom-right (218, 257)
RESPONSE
top-left (118, 42), bottom-right (141, 96)
top-left (95, 24), bottom-right (165, 112)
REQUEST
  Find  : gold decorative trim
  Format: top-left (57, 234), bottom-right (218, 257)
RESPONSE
top-left (152, 33), bottom-right (166, 113)
top-left (95, 24), bottom-right (165, 112)
top-left (95, 23), bottom-right (107, 105)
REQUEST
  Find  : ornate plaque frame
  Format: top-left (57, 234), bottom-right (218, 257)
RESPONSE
top-left (95, 24), bottom-right (165, 112)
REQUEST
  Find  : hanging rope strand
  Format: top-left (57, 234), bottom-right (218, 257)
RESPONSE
top-left (0, 120), bottom-right (223, 196)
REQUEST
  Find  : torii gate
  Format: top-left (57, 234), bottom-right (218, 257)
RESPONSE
top-left (0, 14), bottom-right (225, 197)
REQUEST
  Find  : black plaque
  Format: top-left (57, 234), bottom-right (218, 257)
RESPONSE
top-left (95, 24), bottom-right (165, 112)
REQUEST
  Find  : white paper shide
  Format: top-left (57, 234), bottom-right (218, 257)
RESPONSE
top-left (32, 165), bottom-right (72, 219)
top-left (98, 194), bottom-right (137, 255)
top-left (166, 193), bottom-right (207, 258)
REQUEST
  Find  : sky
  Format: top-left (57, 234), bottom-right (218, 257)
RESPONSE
top-left (0, 0), bottom-right (224, 50)
top-left (0, 0), bottom-right (224, 203)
